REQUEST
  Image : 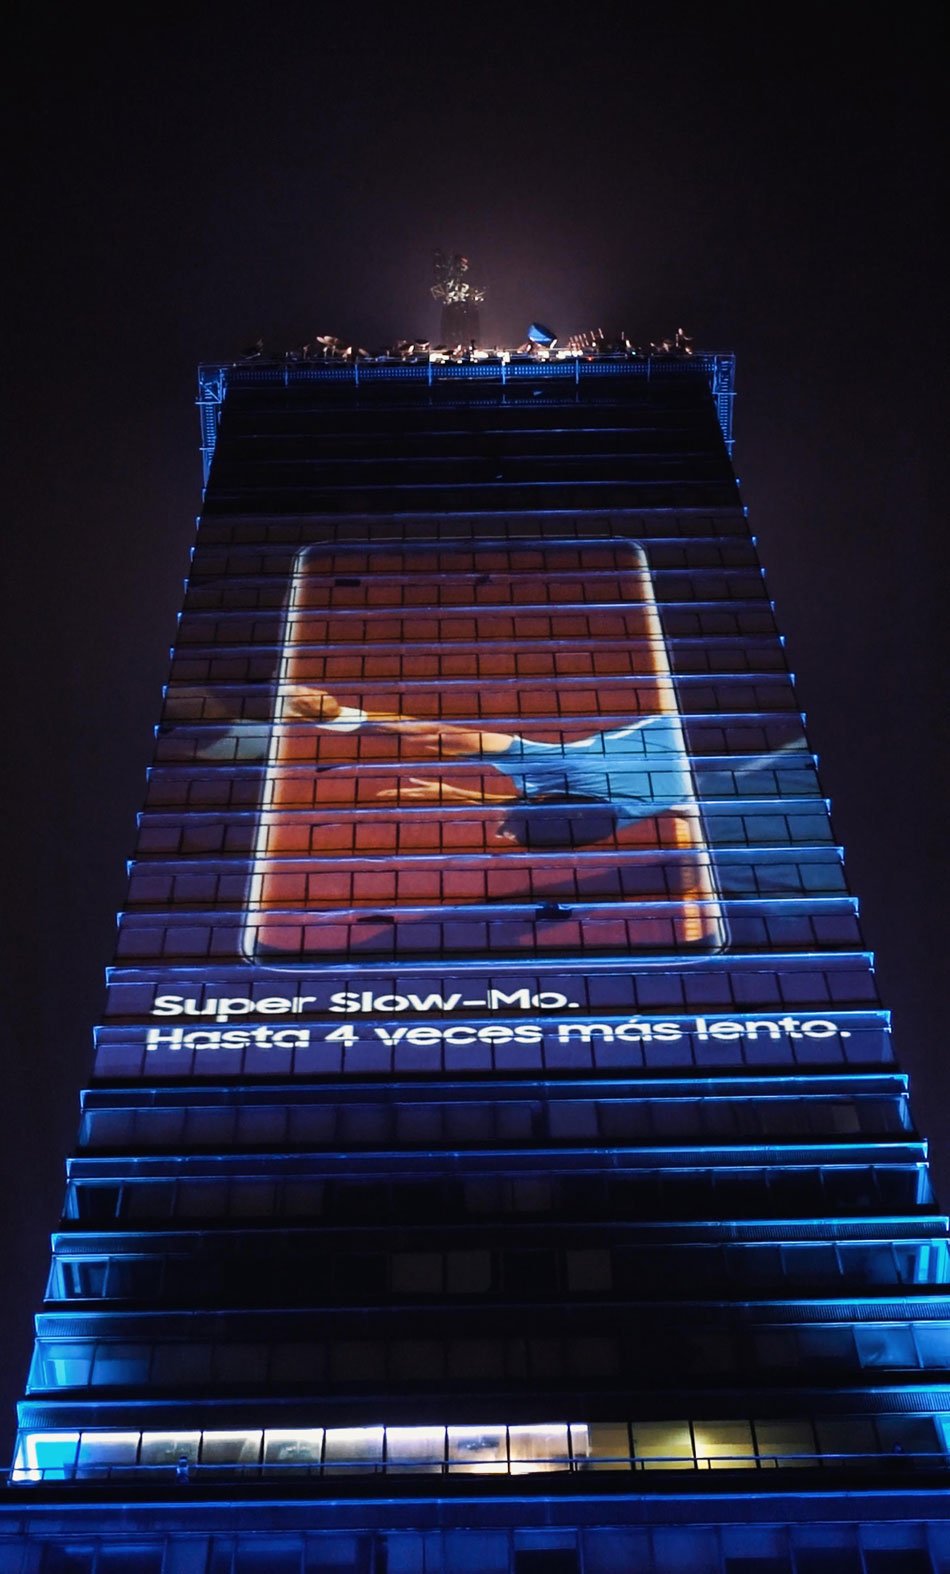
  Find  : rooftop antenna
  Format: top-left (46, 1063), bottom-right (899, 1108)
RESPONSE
top-left (431, 251), bottom-right (486, 349)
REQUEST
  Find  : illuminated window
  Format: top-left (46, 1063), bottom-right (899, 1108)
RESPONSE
top-left (323, 1426), bottom-right (384, 1474)
top-left (693, 1419), bottom-right (756, 1469)
top-left (446, 1426), bottom-right (507, 1474)
top-left (385, 1426), bottom-right (445, 1473)
top-left (630, 1421), bottom-right (692, 1471)
top-left (200, 1431), bottom-right (263, 1467)
top-left (509, 1424), bottom-right (570, 1474)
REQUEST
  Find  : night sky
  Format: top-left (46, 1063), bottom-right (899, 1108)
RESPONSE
top-left (2, 3), bottom-right (946, 1463)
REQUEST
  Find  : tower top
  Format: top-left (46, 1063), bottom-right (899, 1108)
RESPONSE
top-left (431, 251), bottom-right (486, 350)
top-left (195, 350), bottom-right (737, 484)
top-left (430, 251), bottom-right (486, 308)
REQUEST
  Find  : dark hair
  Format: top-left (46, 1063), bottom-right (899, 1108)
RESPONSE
top-left (499, 796), bottom-right (620, 849)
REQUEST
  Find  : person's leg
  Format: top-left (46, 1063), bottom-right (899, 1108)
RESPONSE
top-left (593, 714), bottom-right (695, 817)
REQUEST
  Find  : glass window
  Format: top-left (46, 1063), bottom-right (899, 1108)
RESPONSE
top-left (582, 1530), bottom-right (653, 1574)
top-left (875, 1415), bottom-right (941, 1459)
top-left (176, 1180), bottom-right (228, 1218)
top-left (230, 1180), bottom-right (278, 1217)
top-left (31, 1342), bottom-right (94, 1390)
top-left (282, 1180), bottom-right (325, 1217)
top-left (839, 1244), bottom-right (897, 1284)
top-left (780, 1244), bottom-right (836, 1281)
top-left (263, 1429), bottom-right (324, 1473)
top-left (440, 1531), bottom-right (511, 1574)
top-left (693, 1419), bottom-right (755, 1469)
top-left (13, 1430), bottom-right (80, 1482)
top-left (75, 1432), bottom-right (139, 1477)
top-left (445, 1250), bottom-right (492, 1294)
top-left (568, 1336), bottom-right (619, 1377)
top-left (90, 1343), bottom-right (152, 1386)
top-left (97, 1549), bottom-right (163, 1572)
top-left (753, 1419), bottom-right (815, 1468)
top-left (513, 1552), bottom-right (579, 1574)
top-left (815, 1417), bottom-right (877, 1463)
top-left (213, 1343), bottom-right (270, 1383)
top-left (385, 1426), bottom-right (445, 1473)
top-left (267, 1341), bottom-right (325, 1382)
top-left (914, 1325), bottom-right (950, 1367)
top-left (796, 1328), bottom-right (855, 1367)
top-left (791, 1527), bottom-right (863, 1574)
top-left (753, 1330), bottom-right (796, 1370)
top-left (60, 1259), bottom-right (108, 1298)
top-left (151, 1343), bottom-right (213, 1385)
top-left (630, 1420), bottom-right (694, 1470)
top-left (391, 1253), bottom-right (442, 1295)
top-left (565, 1250), bottom-right (612, 1292)
top-left (106, 1258), bottom-right (163, 1300)
top-left (201, 1431), bottom-right (263, 1466)
top-left (573, 1422), bottom-right (631, 1471)
top-left (37, 1545), bottom-right (96, 1573)
top-left (323, 1426), bottom-right (384, 1473)
top-left (446, 1425), bottom-right (507, 1473)
top-left (853, 1325), bottom-right (918, 1368)
top-left (650, 1526), bottom-right (721, 1573)
top-left (509, 1424), bottom-right (570, 1474)
top-left (139, 1432), bottom-right (200, 1467)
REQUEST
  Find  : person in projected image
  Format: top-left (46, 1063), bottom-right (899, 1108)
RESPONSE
top-left (278, 684), bottom-right (697, 850)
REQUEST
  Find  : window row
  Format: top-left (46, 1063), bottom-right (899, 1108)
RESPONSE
top-left (197, 508), bottom-right (750, 544)
top-left (115, 906), bottom-right (863, 961)
top-left (211, 439), bottom-right (734, 467)
top-left (77, 1091), bottom-right (907, 1154)
top-left (6, 1517), bottom-right (950, 1574)
top-left (221, 399), bottom-right (712, 425)
top-left (175, 605), bottom-right (778, 644)
top-left (142, 769), bottom-right (824, 816)
top-left (161, 678), bottom-right (796, 723)
top-left (128, 857), bottom-right (846, 908)
top-left (104, 960), bottom-right (877, 1017)
top-left (136, 807), bottom-right (834, 856)
top-left (191, 537), bottom-right (761, 573)
top-left (102, 956), bottom-right (874, 1019)
top-left (155, 718), bottom-right (807, 768)
top-left (17, 1411), bottom-right (946, 1487)
top-left (96, 1021), bottom-right (886, 1081)
top-left (208, 455), bottom-right (733, 489)
top-left (202, 479), bottom-right (740, 514)
top-left (27, 1318), bottom-right (950, 1394)
top-left (48, 1234), bottom-right (948, 1308)
top-left (222, 390), bottom-right (712, 424)
top-left (222, 427), bottom-right (730, 459)
top-left (169, 639), bottom-right (788, 685)
top-left (65, 1162), bottom-right (932, 1228)
top-left (196, 538), bottom-right (737, 569)
top-left (183, 572), bottom-right (767, 613)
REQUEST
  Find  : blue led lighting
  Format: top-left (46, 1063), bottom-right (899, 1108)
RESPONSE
top-left (10, 350), bottom-right (944, 1565)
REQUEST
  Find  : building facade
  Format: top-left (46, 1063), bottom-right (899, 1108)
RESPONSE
top-left (3, 353), bottom-right (949, 1571)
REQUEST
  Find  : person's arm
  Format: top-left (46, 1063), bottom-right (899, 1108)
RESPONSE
top-left (361, 713), bottom-right (515, 756)
top-left (280, 684), bottom-right (515, 756)
top-left (376, 776), bottom-right (515, 803)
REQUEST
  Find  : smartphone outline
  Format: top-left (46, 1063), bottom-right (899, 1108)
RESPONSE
top-left (241, 535), bottom-right (725, 964)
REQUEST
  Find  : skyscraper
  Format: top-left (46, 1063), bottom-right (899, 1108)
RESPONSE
top-left (3, 348), bottom-right (949, 1571)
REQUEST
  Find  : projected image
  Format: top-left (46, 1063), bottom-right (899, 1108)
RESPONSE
top-left (245, 540), bottom-right (723, 959)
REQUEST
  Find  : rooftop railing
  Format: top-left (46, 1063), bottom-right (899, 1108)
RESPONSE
top-left (196, 352), bottom-right (737, 483)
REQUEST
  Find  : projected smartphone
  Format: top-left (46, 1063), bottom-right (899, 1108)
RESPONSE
top-left (243, 538), bottom-right (723, 960)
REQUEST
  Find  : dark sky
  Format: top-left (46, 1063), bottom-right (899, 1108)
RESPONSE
top-left (2, 3), bottom-right (946, 1463)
